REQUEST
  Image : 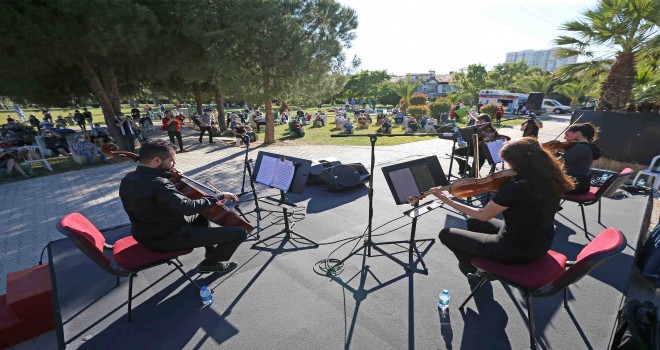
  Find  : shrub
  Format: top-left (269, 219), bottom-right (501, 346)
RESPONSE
top-left (428, 100), bottom-right (451, 119)
top-left (479, 103), bottom-right (498, 119)
top-left (409, 93), bottom-right (428, 106)
top-left (379, 91), bottom-right (401, 107)
top-left (407, 105), bottom-right (428, 118)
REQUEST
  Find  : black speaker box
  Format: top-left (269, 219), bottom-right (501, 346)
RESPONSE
top-left (319, 163), bottom-right (370, 191)
top-left (526, 92), bottom-right (544, 113)
top-left (308, 158), bottom-right (341, 184)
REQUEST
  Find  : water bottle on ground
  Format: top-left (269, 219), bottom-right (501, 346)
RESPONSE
top-left (200, 286), bottom-right (213, 306)
top-left (637, 178), bottom-right (646, 188)
top-left (438, 289), bottom-right (451, 316)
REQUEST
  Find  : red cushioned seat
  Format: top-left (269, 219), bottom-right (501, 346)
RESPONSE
top-left (472, 251), bottom-right (567, 290)
top-left (113, 236), bottom-right (192, 270)
top-left (562, 186), bottom-right (598, 202)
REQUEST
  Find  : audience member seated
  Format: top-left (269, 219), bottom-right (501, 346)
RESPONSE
top-left (0, 149), bottom-right (32, 177)
top-left (314, 113), bottom-right (325, 127)
top-left (341, 119), bottom-right (354, 134)
top-left (55, 116), bottom-right (67, 128)
top-left (357, 115), bottom-right (368, 129)
top-left (334, 115), bottom-right (346, 129)
top-left (42, 130), bottom-right (70, 156)
top-left (89, 123), bottom-right (111, 146)
top-left (425, 117), bottom-right (437, 132)
top-left (376, 118), bottom-right (392, 134)
top-left (253, 111), bottom-right (266, 132)
top-left (440, 112), bottom-right (449, 124)
top-left (291, 119), bottom-right (304, 137)
top-left (72, 135), bottom-right (107, 164)
top-left (403, 116), bottom-right (418, 133)
top-left (376, 113), bottom-right (385, 125)
top-left (281, 109), bottom-right (290, 124)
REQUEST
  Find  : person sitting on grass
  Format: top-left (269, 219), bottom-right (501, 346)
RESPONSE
top-left (0, 150), bottom-right (32, 177)
top-left (377, 118), bottom-right (392, 134)
top-left (334, 115), bottom-right (346, 129)
top-left (234, 122), bottom-right (251, 146)
top-left (341, 119), bottom-right (354, 134)
top-left (55, 115), bottom-right (67, 128)
top-left (72, 135), bottom-right (108, 165)
top-left (291, 119), bottom-right (304, 137)
top-left (42, 130), bottom-right (71, 156)
top-left (314, 113), bottom-right (325, 127)
top-left (357, 115), bottom-right (368, 129)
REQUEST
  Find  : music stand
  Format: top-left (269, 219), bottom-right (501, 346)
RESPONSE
top-left (380, 156), bottom-right (448, 273)
top-left (434, 124), bottom-right (464, 180)
top-left (251, 151), bottom-right (317, 249)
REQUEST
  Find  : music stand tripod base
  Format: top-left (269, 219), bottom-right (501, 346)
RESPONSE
top-left (251, 192), bottom-right (319, 249)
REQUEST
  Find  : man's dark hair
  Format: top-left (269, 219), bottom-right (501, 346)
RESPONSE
top-left (139, 139), bottom-right (174, 164)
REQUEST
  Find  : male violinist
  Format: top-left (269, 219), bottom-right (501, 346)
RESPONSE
top-left (119, 139), bottom-right (247, 274)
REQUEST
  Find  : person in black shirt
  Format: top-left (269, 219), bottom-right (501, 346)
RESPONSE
top-left (73, 110), bottom-right (86, 131)
top-left (561, 122), bottom-right (602, 195)
top-left (436, 137), bottom-right (575, 275)
top-left (119, 139), bottom-right (247, 274)
top-left (115, 113), bottom-right (137, 153)
top-left (453, 114), bottom-right (499, 177)
top-left (520, 112), bottom-right (543, 137)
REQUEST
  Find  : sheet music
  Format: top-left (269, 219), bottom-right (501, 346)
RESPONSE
top-left (271, 159), bottom-right (295, 191)
top-left (255, 155), bottom-right (295, 191)
top-left (486, 139), bottom-right (505, 164)
top-left (389, 168), bottom-right (421, 204)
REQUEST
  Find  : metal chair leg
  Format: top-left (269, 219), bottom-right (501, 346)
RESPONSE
top-left (563, 287), bottom-right (569, 309)
top-left (579, 204), bottom-right (588, 239)
top-left (170, 259), bottom-right (201, 291)
top-left (459, 275), bottom-right (489, 309)
top-left (526, 293), bottom-right (537, 349)
top-left (127, 272), bottom-right (136, 322)
top-left (597, 200), bottom-right (602, 224)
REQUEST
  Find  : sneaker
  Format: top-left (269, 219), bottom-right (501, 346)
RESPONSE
top-left (209, 141), bottom-right (216, 144)
top-left (198, 261), bottom-right (238, 274)
top-left (198, 139), bottom-right (202, 143)
top-left (178, 149), bottom-right (188, 153)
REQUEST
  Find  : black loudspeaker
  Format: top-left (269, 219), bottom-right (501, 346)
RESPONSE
top-left (526, 92), bottom-right (544, 113)
top-left (319, 163), bottom-right (370, 191)
top-left (308, 158), bottom-right (341, 184)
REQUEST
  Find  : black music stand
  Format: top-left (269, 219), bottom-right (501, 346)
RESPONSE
top-left (380, 156), bottom-right (448, 273)
top-left (329, 133), bottom-right (446, 274)
top-left (251, 151), bottom-right (317, 249)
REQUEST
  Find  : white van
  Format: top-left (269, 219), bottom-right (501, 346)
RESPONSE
top-left (542, 99), bottom-right (572, 114)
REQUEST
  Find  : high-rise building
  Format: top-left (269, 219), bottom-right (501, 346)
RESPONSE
top-left (505, 48), bottom-right (577, 72)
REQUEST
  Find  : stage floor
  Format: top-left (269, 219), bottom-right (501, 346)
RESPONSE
top-left (48, 169), bottom-right (648, 349)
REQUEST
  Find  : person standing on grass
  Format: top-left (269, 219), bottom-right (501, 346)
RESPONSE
top-left (73, 110), bottom-right (86, 131)
top-left (161, 110), bottom-right (186, 153)
top-left (198, 108), bottom-right (215, 144)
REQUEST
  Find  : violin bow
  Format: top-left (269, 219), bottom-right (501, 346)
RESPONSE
top-left (553, 113), bottom-right (583, 141)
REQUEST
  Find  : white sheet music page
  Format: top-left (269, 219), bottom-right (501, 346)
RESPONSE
top-left (271, 159), bottom-right (295, 191)
top-left (486, 139), bottom-right (505, 164)
top-left (255, 155), bottom-right (278, 186)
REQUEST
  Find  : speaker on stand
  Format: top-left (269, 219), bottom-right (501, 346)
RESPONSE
top-left (526, 92), bottom-right (544, 115)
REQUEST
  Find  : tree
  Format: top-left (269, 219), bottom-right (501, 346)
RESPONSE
top-left (0, 0), bottom-right (160, 150)
top-left (520, 75), bottom-right (555, 94)
top-left (554, 0), bottom-right (659, 111)
top-left (340, 70), bottom-right (390, 103)
top-left (394, 76), bottom-right (420, 111)
top-left (487, 61), bottom-right (530, 91)
top-left (450, 64), bottom-right (488, 105)
top-left (555, 81), bottom-right (594, 109)
top-left (377, 81), bottom-right (401, 106)
top-left (227, 0), bottom-right (357, 144)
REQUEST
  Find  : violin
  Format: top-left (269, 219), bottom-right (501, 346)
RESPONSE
top-left (542, 140), bottom-right (577, 152)
top-left (101, 143), bottom-right (254, 233)
top-left (407, 169), bottom-right (516, 204)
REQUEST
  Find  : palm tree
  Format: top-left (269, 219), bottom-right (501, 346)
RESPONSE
top-left (521, 75), bottom-right (554, 94)
top-left (556, 81), bottom-right (594, 109)
top-left (554, 0), bottom-right (659, 112)
top-left (394, 76), bottom-right (420, 111)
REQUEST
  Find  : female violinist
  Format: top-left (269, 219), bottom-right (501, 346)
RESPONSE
top-left (118, 139), bottom-right (247, 274)
top-left (436, 137), bottom-right (575, 276)
top-left (561, 122), bottom-right (602, 195)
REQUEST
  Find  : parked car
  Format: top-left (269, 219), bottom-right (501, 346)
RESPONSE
top-left (542, 99), bottom-right (572, 114)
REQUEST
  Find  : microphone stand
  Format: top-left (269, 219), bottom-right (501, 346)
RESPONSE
top-left (328, 132), bottom-right (442, 273)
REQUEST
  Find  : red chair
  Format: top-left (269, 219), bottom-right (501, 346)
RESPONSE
top-left (562, 168), bottom-right (634, 239)
top-left (459, 227), bottom-right (626, 350)
top-left (57, 213), bottom-right (200, 321)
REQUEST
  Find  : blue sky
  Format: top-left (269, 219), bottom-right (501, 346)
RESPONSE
top-left (338, 0), bottom-right (599, 75)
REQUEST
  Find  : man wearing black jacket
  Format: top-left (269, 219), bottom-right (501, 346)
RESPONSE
top-left (119, 139), bottom-right (246, 274)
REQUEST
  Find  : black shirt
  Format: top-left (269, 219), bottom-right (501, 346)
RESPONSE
top-left (522, 120), bottom-right (540, 137)
top-left (492, 178), bottom-right (560, 253)
top-left (119, 166), bottom-right (217, 243)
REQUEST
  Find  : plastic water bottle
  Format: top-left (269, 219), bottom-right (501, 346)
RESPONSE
top-left (637, 178), bottom-right (646, 188)
top-left (438, 289), bottom-right (451, 315)
top-left (200, 286), bottom-right (213, 306)
top-left (600, 173), bottom-right (610, 183)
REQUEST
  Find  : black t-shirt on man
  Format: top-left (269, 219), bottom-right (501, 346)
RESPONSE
top-left (492, 178), bottom-right (560, 255)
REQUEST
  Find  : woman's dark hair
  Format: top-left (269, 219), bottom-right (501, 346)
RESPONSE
top-left (500, 137), bottom-right (575, 197)
top-left (567, 122), bottom-right (598, 142)
top-left (139, 139), bottom-right (174, 164)
top-left (478, 114), bottom-right (491, 123)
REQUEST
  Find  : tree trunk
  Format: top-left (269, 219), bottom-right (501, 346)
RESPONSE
top-left (264, 78), bottom-right (275, 144)
top-left (78, 56), bottom-right (128, 151)
top-left (100, 63), bottom-right (122, 114)
top-left (213, 85), bottom-right (227, 131)
top-left (193, 83), bottom-right (203, 115)
top-left (599, 51), bottom-right (636, 112)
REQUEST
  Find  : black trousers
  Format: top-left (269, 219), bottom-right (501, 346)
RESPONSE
top-left (439, 218), bottom-right (543, 270)
top-left (198, 126), bottom-right (213, 142)
top-left (167, 130), bottom-right (184, 151)
top-left (453, 146), bottom-right (486, 175)
top-left (144, 215), bottom-right (247, 263)
top-left (566, 174), bottom-right (591, 195)
top-left (123, 133), bottom-right (136, 153)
